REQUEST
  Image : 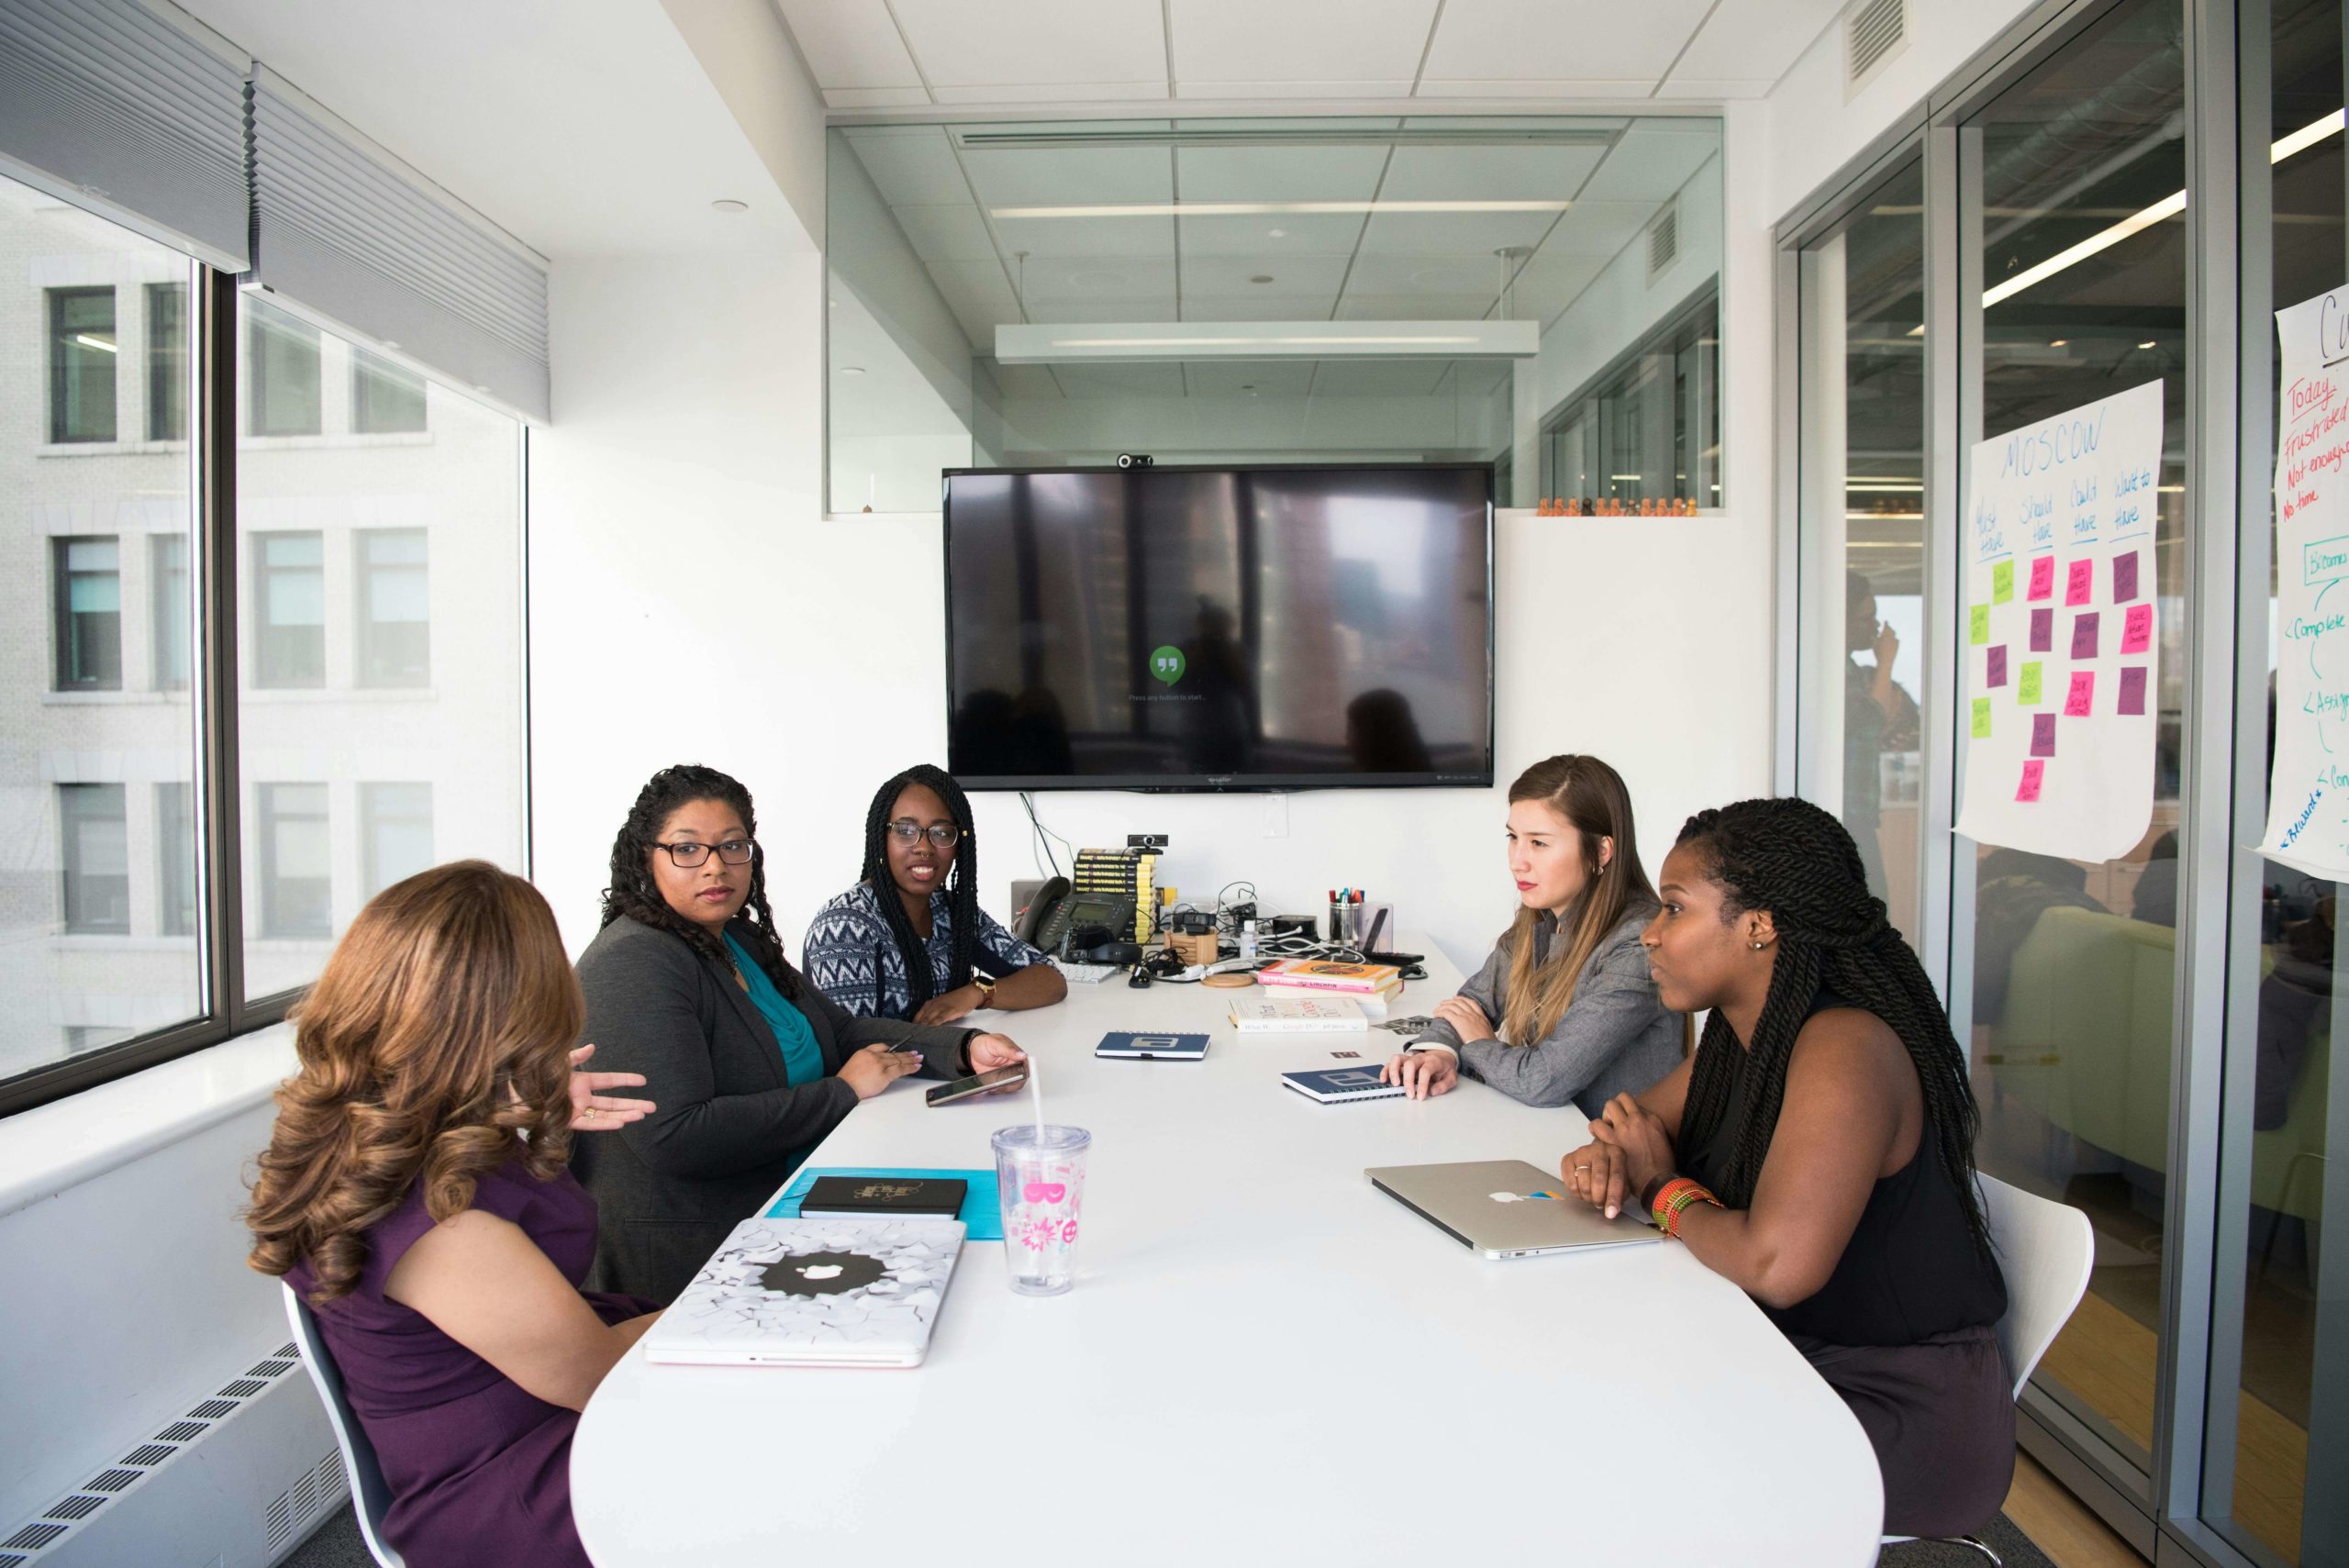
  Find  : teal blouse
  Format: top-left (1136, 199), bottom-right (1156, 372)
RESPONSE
top-left (724, 932), bottom-right (825, 1087)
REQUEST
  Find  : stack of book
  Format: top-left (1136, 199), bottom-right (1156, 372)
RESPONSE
top-left (1073, 846), bottom-right (1158, 942)
top-left (1226, 994), bottom-right (1367, 1033)
top-left (1255, 958), bottom-right (1405, 1015)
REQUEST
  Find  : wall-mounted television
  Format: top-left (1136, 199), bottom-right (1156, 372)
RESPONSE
top-left (943, 463), bottom-right (1494, 792)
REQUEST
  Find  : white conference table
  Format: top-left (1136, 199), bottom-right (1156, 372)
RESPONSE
top-left (573, 940), bottom-right (1884, 1567)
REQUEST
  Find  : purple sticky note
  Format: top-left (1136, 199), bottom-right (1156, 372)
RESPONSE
top-left (2119, 665), bottom-right (2148, 716)
top-left (2031, 712), bottom-right (2056, 756)
top-left (2065, 671), bottom-right (2096, 717)
top-left (1987, 646), bottom-right (2009, 687)
top-left (2071, 610), bottom-right (2100, 661)
top-left (2121, 602), bottom-right (2153, 654)
top-left (2065, 559), bottom-right (2094, 606)
top-left (2112, 550), bottom-right (2141, 603)
top-left (2028, 556), bottom-right (2055, 601)
top-left (2030, 607), bottom-right (2054, 651)
top-left (2017, 760), bottom-right (2046, 803)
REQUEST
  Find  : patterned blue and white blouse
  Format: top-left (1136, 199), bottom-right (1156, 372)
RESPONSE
top-left (802, 881), bottom-right (1050, 1021)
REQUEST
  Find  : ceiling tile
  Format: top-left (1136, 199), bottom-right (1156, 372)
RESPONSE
top-left (990, 212), bottom-right (1175, 260)
top-left (1505, 250), bottom-right (1609, 324)
top-left (1334, 293), bottom-right (1497, 320)
top-left (1414, 78), bottom-right (1658, 98)
top-left (982, 361), bottom-right (1064, 398)
top-left (1354, 207), bottom-right (1563, 256)
top-left (823, 87), bottom-right (934, 108)
top-left (842, 127), bottom-right (973, 206)
top-left (1020, 297), bottom-right (1180, 322)
top-left (1342, 253), bottom-right (1508, 297)
top-left (958, 144), bottom-right (1174, 208)
top-left (1050, 363), bottom-right (1189, 396)
top-left (1420, 0), bottom-right (1713, 82)
top-left (930, 82), bottom-right (1171, 104)
top-left (889, 0), bottom-right (1166, 88)
top-left (1181, 253), bottom-right (1350, 299)
top-left (1177, 213), bottom-right (1367, 258)
top-left (1666, 0), bottom-right (1842, 88)
top-left (1573, 121), bottom-right (1720, 205)
top-left (1537, 199), bottom-right (1658, 258)
top-left (1378, 143), bottom-right (1605, 202)
top-left (1174, 143), bottom-right (1390, 202)
top-left (1020, 255), bottom-right (1181, 305)
top-left (775, 0), bottom-right (923, 88)
top-left (1184, 295), bottom-right (1329, 322)
top-left (890, 204), bottom-right (998, 261)
top-left (1167, 0), bottom-right (1438, 83)
top-left (1309, 360), bottom-right (1450, 396)
top-left (1179, 359), bottom-right (1318, 395)
top-left (926, 259), bottom-right (1024, 320)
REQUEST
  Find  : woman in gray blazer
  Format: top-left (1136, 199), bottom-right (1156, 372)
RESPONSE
top-left (572, 764), bottom-right (1027, 1301)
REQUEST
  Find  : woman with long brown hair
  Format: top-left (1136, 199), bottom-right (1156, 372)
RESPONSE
top-left (1380, 753), bottom-right (1684, 1111)
top-left (248, 860), bottom-right (659, 1568)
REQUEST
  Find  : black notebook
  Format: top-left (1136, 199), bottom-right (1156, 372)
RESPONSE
top-left (799, 1175), bottom-right (968, 1219)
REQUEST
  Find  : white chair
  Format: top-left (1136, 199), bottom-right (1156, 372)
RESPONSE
top-left (1879, 1173), bottom-right (2095, 1565)
top-left (283, 1283), bottom-right (408, 1568)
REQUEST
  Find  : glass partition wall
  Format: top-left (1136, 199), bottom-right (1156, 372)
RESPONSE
top-left (1780, 1), bottom-right (2346, 1562)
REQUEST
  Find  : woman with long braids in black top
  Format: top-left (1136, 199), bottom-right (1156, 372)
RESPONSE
top-left (1560, 796), bottom-right (2012, 1539)
top-left (570, 764), bottom-right (1027, 1300)
top-left (804, 764), bottom-right (1066, 1025)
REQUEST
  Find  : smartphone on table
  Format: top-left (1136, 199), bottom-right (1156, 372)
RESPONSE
top-left (925, 1064), bottom-right (1029, 1106)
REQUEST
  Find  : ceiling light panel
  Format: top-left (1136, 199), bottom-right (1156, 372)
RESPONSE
top-left (996, 319), bottom-right (1539, 361)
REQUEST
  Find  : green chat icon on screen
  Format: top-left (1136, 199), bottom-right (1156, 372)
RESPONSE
top-left (1149, 645), bottom-right (1186, 685)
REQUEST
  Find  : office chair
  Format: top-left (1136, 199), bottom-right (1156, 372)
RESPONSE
top-left (1877, 1173), bottom-right (2094, 1565)
top-left (283, 1283), bottom-right (408, 1568)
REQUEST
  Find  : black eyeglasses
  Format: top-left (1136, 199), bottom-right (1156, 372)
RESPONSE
top-left (886, 819), bottom-right (964, 850)
top-left (655, 839), bottom-right (754, 867)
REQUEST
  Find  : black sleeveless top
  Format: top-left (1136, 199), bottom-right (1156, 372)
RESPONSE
top-left (1681, 990), bottom-right (2007, 1347)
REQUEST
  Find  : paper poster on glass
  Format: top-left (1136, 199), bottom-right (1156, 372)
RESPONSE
top-left (1953, 380), bottom-right (2162, 862)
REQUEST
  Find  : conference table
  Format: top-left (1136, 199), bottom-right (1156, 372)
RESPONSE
top-left (573, 940), bottom-right (1885, 1566)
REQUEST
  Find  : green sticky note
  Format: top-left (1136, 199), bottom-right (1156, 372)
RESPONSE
top-left (1969, 605), bottom-right (1990, 645)
top-left (1971, 696), bottom-right (1992, 738)
top-left (2019, 661), bottom-right (2043, 705)
top-left (1992, 560), bottom-right (2015, 604)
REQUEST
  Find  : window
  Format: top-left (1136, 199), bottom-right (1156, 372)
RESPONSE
top-left (258, 784), bottom-right (331, 940)
top-left (147, 282), bottom-right (186, 440)
top-left (1537, 289), bottom-right (1719, 510)
top-left (47, 286), bottom-right (117, 443)
top-left (352, 350), bottom-right (427, 434)
top-left (51, 537), bottom-right (123, 691)
top-left (151, 533), bottom-right (189, 689)
top-left (157, 783), bottom-right (197, 938)
top-left (357, 529), bottom-right (429, 686)
top-left (60, 784), bottom-right (129, 935)
top-left (247, 300), bottom-right (321, 437)
top-left (253, 531), bottom-right (326, 688)
top-left (361, 784), bottom-right (434, 898)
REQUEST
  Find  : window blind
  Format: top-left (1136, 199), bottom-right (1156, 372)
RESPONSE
top-left (248, 67), bottom-right (550, 422)
top-left (0, 0), bottom-right (250, 270)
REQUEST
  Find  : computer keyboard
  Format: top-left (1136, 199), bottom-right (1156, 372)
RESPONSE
top-left (1052, 961), bottom-right (1121, 984)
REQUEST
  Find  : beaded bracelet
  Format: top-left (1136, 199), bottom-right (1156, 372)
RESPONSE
top-left (1651, 1176), bottom-right (1723, 1238)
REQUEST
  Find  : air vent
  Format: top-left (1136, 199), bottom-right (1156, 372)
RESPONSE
top-left (0, 1527), bottom-right (63, 1552)
top-left (156, 1421), bottom-right (209, 1443)
top-left (118, 1444), bottom-right (176, 1468)
top-left (266, 1454), bottom-right (345, 1552)
top-left (189, 1399), bottom-right (238, 1419)
top-left (1844, 0), bottom-right (1909, 95)
top-left (40, 1497), bottom-right (103, 1523)
top-left (218, 1379), bottom-right (268, 1398)
top-left (83, 1471), bottom-right (139, 1495)
top-left (1646, 203), bottom-right (1680, 281)
top-left (2, 1551), bottom-right (31, 1566)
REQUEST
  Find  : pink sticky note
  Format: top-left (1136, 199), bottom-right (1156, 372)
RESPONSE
top-left (2119, 665), bottom-right (2148, 716)
top-left (2031, 713), bottom-right (2057, 756)
top-left (2028, 556), bottom-right (2055, 601)
top-left (2017, 760), bottom-right (2046, 802)
top-left (2112, 550), bottom-right (2141, 603)
top-left (2071, 610), bottom-right (2100, 661)
top-left (2065, 560), bottom-right (2093, 606)
top-left (2030, 607), bottom-right (2054, 651)
top-left (2121, 602), bottom-right (2153, 654)
top-left (2064, 671), bottom-right (2096, 717)
top-left (1987, 646), bottom-right (2009, 687)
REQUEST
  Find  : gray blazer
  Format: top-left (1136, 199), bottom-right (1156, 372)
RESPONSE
top-left (1409, 901), bottom-right (1684, 1117)
top-left (570, 913), bottom-right (978, 1302)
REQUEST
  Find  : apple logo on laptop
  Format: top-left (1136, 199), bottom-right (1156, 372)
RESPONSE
top-left (762, 1251), bottom-right (885, 1296)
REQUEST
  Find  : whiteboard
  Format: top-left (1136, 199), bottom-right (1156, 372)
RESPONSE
top-left (1953, 380), bottom-right (2163, 862)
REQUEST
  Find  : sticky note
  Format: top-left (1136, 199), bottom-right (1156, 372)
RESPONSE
top-left (2065, 559), bottom-right (2093, 606)
top-left (2112, 550), bottom-right (2141, 603)
top-left (2071, 610), bottom-right (2100, 661)
top-left (2031, 713), bottom-right (2056, 756)
top-left (1971, 696), bottom-right (1992, 738)
top-left (2119, 665), bottom-right (2148, 716)
top-left (2030, 607), bottom-right (2054, 651)
top-left (2121, 602), bottom-right (2153, 654)
top-left (1992, 560), bottom-right (2015, 604)
top-left (1969, 605), bottom-right (1990, 646)
top-left (2019, 662), bottom-right (2043, 704)
top-left (2028, 556), bottom-right (2055, 600)
top-left (2017, 759), bottom-right (2045, 802)
top-left (2065, 671), bottom-right (2095, 717)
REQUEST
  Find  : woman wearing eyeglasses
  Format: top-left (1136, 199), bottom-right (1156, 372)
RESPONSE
top-left (571, 763), bottom-right (1029, 1302)
top-left (805, 764), bottom-right (1067, 1025)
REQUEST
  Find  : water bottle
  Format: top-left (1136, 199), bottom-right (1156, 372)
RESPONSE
top-left (1238, 919), bottom-right (1258, 962)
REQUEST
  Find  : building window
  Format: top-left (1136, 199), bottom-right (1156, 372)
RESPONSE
top-left (352, 350), bottom-right (427, 434)
top-left (1537, 288), bottom-right (1720, 511)
top-left (258, 784), bottom-right (331, 939)
top-left (361, 783), bottom-right (434, 898)
top-left (157, 782), bottom-right (197, 937)
top-left (48, 286), bottom-right (117, 443)
top-left (51, 537), bottom-right (123, 691)
top-left (253, 531), bottom-right (327, 687)
top-left (248, 301), bottom-right (322, 437)
top-left (148, 281), bottom-right (186, 440)
top-left (151, 533), bottom-right (190, 689)
top-left (61, 784), bottom-right (129, 935)
top-left (357, 529), bottom-right (429, 686)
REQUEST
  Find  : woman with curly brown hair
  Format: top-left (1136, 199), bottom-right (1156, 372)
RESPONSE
top-left (247, 860), bottom-right (659, 1568)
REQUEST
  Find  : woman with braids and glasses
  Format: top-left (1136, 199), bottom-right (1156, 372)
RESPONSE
top-left (1560, 796), bottom-right (2011, 1539)
top-left (571, 763), bottom-right (1028, 1301)
top-left (804, 763), bottom-right (1066, 1025)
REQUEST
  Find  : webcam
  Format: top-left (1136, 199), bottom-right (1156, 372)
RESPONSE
top-left (1116, 452), bottom-right (1154, 468)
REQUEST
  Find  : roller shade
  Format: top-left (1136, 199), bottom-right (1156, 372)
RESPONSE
top-left (249, 67), bottom-right (549, 422)
top-left (0, 0), bottom-right (250, 270)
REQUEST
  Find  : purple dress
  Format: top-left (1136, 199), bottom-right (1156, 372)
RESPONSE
top-left (288, 1160), bottom-right (657, 1567)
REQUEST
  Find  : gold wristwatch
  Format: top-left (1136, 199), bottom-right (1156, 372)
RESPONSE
top-left (972, 972), bottom-right (997, 1002)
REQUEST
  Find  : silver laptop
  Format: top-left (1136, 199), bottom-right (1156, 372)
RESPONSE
top-left (1365, 1160), bottom-right (1666, 1260)
top-left (642, 1216), bottom-right (965, 1367)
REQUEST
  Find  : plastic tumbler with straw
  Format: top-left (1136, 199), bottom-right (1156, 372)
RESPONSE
top-left (992, 1124), bottom-right (1091, 1296)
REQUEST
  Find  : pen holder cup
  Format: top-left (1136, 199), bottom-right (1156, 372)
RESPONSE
top-left (1328, 900), bottom-right (1364, 949)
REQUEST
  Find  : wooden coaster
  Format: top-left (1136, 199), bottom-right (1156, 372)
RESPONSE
top-left (1200, 971), bottom-right (1255, 988)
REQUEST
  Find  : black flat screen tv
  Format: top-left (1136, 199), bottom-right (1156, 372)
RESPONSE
top-left (943, 462), bottom-right (1494, 792)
